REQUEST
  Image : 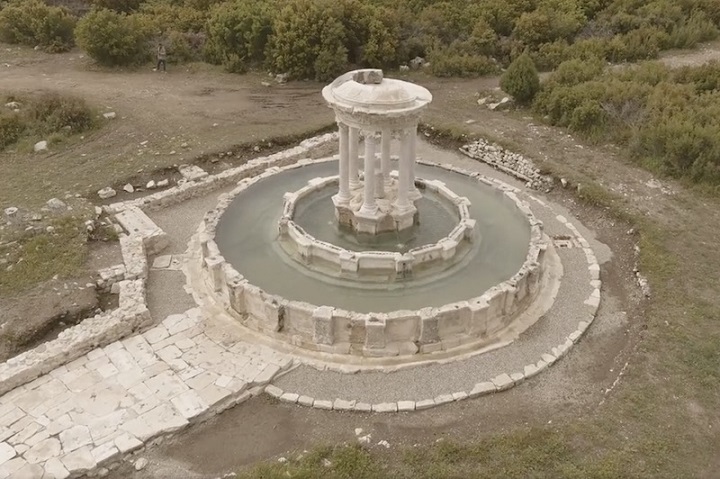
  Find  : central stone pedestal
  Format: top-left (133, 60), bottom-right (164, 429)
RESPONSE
top-left (333, 175), bottom-right (419, 235)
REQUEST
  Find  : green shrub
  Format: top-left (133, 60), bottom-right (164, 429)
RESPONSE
top-left (164, 30), bottom-right (205, 64)
top-left (88, 0), bottom-right (143, 13)
top-left (27, 92), bottom-right (95, 134)
top-left (549, 57), bottom-right (605, 86)
top-left (265, 0), bottom-right (348, 81)
top-left (665, 11), bottom-right (719, 49)
top-left (531, 40), bottom-right (571, 71)
top-left (429, 44), bottom-right (497, 77)
top-left (75, 8), bottom-right (151, 67)
top-left (204, 0), bottom-right (273, 73)
top-left (673, 61), bottom-right (720, 93)
top-left (0, 113), bottom-right (26, 149)
top-left (136, 2), bottom-right (208, 34)
top-left (0, 0), bottom-right (75, 52)
top-left (512, 0), bottom-right (586, 47)
top-left (500, 52), bottom-right (540, 104)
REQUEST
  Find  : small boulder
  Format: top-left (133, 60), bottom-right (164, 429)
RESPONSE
top-left (146, 180), bottom-right (156, 189)
top-left (5, 101), bottom-right (20, 110)
top-left (122, 183), bottom-right (134, 193)
top-left (4, 207), bottom-right (18, 217)
top-left (261, 81), bottom-right (271, 87)
top-left (275, 73), bottom-right (288, 83)
top-left (34, 140), bottom-right (48, 152)
top-left (97, 187), bottom-right (116, 199)
top-left (399, 65), bottom-right (410, 71)
top-left (157, 179), bottom-right (169, 187)
top-left (103, 112), bottom-right (116, 119)
top-left (134, 458), bottom-right (148, 471)
top-left (46, 198), bottom-right (66, 210)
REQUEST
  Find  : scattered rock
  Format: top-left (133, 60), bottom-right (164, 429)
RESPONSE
top-left (4, 207), bottom-right (18, 217)
top-left (560, 178), bottom-right (568, 188)
top-left (275, 73), bottom-right (288, 83)
top-left (399, 65), bottom-right (410, 71)
top-left (377, 440), bottom-right (390, 448)
top-left (181, 142), bottom-right (189, 148)
top-left (134, 457), bottom-right (148, 471)
top-left (465, 119), bottom-right (476, 124)
top-left (212, 123), bottom-right (219, 127)
top-left (477, 97), bottom-right (488, 106)
top-left (46, 198), bottom-right (66, 210)
top-left (358, 434), bottom-right (371, 444)
top-left (410, 56), bottom-right (425, 69)
top-left (122, 184), bottom-right (134, 193)
top-left (140, 140), bottom-right (148, 146)
top-left (146, 180), bottom-right (156, 189)
top-left (97, 187), bottom-right (116, 199)
top-left (157, 179), bottom-right (169, 188)
top-left (34, 140), bottom-right (48, 152)
top-left (261, 81), bottom-right (271, 87)
top-left (354, 428), bottom-right (363, 436)
top-left (253, 145), bottom-right (260, 152)
top-left (322, 458), bottom-right (332, 468)
top-left (103, 112), bottom-right (116, 119)
top-left (488, 97), bottom-right (512, 111)
top-left (277, 457), bottom-right (287, 463)
top-left (94, 206), bottom-right (102, 217)
top-left (5, 101), bottom-right (20, 110)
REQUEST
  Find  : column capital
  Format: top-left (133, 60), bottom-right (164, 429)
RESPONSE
top-left (336, 121), bottom-right (349, 131)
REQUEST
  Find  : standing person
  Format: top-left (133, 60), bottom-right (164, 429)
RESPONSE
top-left (155, 43), bottom-right (167, 72)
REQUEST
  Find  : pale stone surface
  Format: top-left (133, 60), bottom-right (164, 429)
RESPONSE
top-left (0, 442), bottom-right (15, 464)
top-left (491, 373), bottom-right (514, 391)
top-left (265, 385), bottom-right (283, 398)
top-left (313, 400), bottom-right (333, 410)
top-left (43, 457), bottom-right (70, 479)
top-left (25, 438), bottom-right (60, 464)
top-left (61, 446), bottom-right (95, 474)
top-left (297, 396), bottom-right (314, 407)
top-left (280, 393), bottom-right (299, 404)
top-left (59, 425), bottom-right (91, 453)
top-left (469, 382), bottom-right (496, 398)
top-left (415, 399), bottom-right (435, 410)
top-left (372, 402), bottom-right (397, 413)
top-left (397, 401), bottom-right (415, 412)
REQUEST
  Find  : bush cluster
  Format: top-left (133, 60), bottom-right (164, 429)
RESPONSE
top-left (533, 60), bottom-right (720, 185)
top-left (0, 0), bottom-right (75, 52)
top-left (0, 92), bottom-right (95, 150)
top-left (3, 0), bottom-right (720, 77)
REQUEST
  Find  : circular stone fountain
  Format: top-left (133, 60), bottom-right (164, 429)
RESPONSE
top-left (192, 69), bottom-right (559, 363)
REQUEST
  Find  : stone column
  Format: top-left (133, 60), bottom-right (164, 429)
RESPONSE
top-left (374, 132), bottom-right (384, 198)
top-left (395, 130), bottom-right (411, 211)
top-left (381, 129), bottom-right (392, 188)
top-left (408, 124), bottom-right (419, 199)
top-left (337, 122), bottom-right (350, 203)
top-left (349, 126), bottom-right (359, 189)
top-left (360, 130), bottom-right (377, 214)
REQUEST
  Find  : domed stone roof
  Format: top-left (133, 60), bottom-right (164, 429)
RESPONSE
top-left (322, 69), bottom-right (432, 117)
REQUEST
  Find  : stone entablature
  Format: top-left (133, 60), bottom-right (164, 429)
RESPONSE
top-left (278, 175), bottom-right (476, 281)
top-left (196, 158), bottom-right (551, 360)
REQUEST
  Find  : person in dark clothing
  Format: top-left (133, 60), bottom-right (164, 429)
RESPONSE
top-left (155, 43), bottom-right (167, 72)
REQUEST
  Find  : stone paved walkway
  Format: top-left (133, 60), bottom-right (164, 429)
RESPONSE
top-left (0, 308), bottom-right (290, 478)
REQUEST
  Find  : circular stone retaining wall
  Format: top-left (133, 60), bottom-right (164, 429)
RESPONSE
top-left (278, 175), bottom-right (477, 281)
top-left (193, 157), bottom-right (550, 359)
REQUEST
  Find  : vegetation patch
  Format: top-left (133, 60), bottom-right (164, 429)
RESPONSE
top-left (0, 91), bottom-right (97, 151)
top-left (0, 0), bottom-right (76, 52)
top-left (533, 59), bottom-right (720, 186)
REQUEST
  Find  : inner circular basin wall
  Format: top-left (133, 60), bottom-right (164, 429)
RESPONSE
top-left (278, 176), bottom-right (477, 282)
top-left (196, 158), bottom-right (549, 359)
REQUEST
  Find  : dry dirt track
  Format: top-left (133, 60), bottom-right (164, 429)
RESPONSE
top-left (2, 41), bottom-right (720, 478)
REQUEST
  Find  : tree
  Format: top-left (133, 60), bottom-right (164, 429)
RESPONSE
top-left (204, 0), bottom-right (273, 73)
top-left (265, 0), bottom-right (348, 81)
top-left (500, 52), bottom-right (540, 104)
top-left (75, 8), bottom-right (150, 66)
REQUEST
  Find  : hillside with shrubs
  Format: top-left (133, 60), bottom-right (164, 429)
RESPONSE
top-left (2, 0), bottom-right (720, 185)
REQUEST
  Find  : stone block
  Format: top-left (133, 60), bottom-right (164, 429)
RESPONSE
top-left (415, 399), bottom-right (435, 410)
top-left (333, 399), bottom-right (356, 411)
top-left (510, 372), bottom-right (524, 384)
top-left (372, 403), bottom-right (397, 413)
top-left (469, 382), bottom-right (496, 398)
top-left (452, 391), bottom-right (468, 401)
top-left (418, 308), bottom-right (439, 344)
top-left (313, 400), bottom-right (333, 410)
top-left (364, 316), bottom-right (387, 350)
top-left (523, 364), bottom-right (540, 379)
top-left (280, 393), bottom-right (300, 404)
top-left (297, 396), bottom-right (314, 407)
top-left (354, 402), bottom-right (372, 413)
top-left (312, 306), bottom-right (335, 345)
top-left (434, 394), bottom-right (454, 406)
top-left (397, 401), bottom-right (415, 412)
top-left (491, 373), bottom-right (513, 391)
top-left (541, 353), bottom-right (556, 365)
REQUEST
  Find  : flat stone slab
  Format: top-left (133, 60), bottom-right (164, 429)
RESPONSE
top-left (0, 307), bottom-right (290, 477)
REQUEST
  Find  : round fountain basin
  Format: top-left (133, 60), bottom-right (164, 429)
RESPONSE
top-left (196, 158), bottom-right (550, 359)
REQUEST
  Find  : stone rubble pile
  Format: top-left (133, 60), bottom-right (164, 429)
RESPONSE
top-left (460, 139), bottom-right (554, 191)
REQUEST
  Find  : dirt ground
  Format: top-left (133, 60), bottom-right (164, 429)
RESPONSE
top-left (2, 41), bottom-right (720, 478)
